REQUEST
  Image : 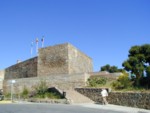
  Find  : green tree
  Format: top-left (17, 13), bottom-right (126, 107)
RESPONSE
top-left (101, 64), bottom-right (111, 72)
top-left (100, 64), bottom-right (122, 73)
top-left (109, 66), bottom-right (118, 73)
top-left (122, 44), bottom-right (150, 88)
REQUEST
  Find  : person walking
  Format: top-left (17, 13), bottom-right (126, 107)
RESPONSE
top-left (101, 88), bottom-right (108, 105)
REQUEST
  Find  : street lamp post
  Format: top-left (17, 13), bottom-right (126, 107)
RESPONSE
top-left (11, 80), bottom-right (16, 102)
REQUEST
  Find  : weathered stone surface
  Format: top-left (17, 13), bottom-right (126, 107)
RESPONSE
top-left (75, 88), bottom-right (104, 103)
top-left (108, 92), bottom-right (150, 109)
top-left (3, 73), bottom-right (90, 94)
top-left (2, 43), bottom-right (92, 80)
top-left (0, 70), bottom-right (4, 89)
top-left (2, 43), bottom-right (93, 95)
top-left (38, 44), bottom-right (69, 76)
top-left (75, 88), bottom-right (150, 110)
top-left (0, 70), bottom-right (4, 79)
top-left (38, 43), bottom-right (93, 76)
top-left (68, 44), bottom-right (93, 74)
top-left (4, 57), bottom-right (37, 80)
top-left (89, 72), bottom-right (117, 81)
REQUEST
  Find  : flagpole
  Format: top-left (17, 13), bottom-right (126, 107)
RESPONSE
top-left (36, 38), bottom-right (39, 55)
top-left (31, 42), bottom-right (33, 57)
top-left (41, 36), bottom-right (44, 48)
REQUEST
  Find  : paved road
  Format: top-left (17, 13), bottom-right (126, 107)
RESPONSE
top-left (0, 103), bottom-right (125, 113)
top-left (0, 103), bottom-right (150, 113)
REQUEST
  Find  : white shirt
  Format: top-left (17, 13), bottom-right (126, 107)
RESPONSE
top-left (101, 89), bottom-right (108, 97)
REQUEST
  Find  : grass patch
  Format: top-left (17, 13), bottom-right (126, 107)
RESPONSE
top-left (0, 100), bottom-right (12, 104)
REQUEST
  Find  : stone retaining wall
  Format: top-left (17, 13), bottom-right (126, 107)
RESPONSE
top-left (3, 73), bottom-right (90, 94)
top-left (75, 88), bottom-right (150, 110)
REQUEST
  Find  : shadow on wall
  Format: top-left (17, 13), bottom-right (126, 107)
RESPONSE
top-left (47, 87), bottom-right (66, 98)
top-left (4, 57), bottom-right (38, 80)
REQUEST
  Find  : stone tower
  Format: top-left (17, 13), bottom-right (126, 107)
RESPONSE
top-left (38, 43), bottom-right (93, 76)
top-left (1, 43), bottom-right (93, 92)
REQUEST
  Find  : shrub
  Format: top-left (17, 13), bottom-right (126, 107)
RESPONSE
top-left (34, 80), bottom-right (48, 98)
top-left (87, 77), bottom-right (107, 87)
top-left (111, 73), bottom-right (133, 90)
top-left (33, 80), bottom-right (63, 99)
top-left (21, 86), bottom-right (29, 99)
top-left (4, 93), bottom-right (11, 99)
top-left (45, 92), bottom-right (62, 99)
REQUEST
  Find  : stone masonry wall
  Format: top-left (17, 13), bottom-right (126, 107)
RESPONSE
top-left (2, 43), bottom-right (93, 79)
top-left (68, 44), bottom-right (93, 74)
top-left (2, 43), bottom-right (93, 95)
top-left (38, 43), bottom-right (69, 76)
top-left (38, 43), bottom-right (93, 76)
top-left (0, 70), bottom-right (4, 89)
top-left (75, 88), bottom-right (150, 110)
top-left (0, 70), bottom-right (4, 80)
top-left (4, 57), bottom-right (37, 80)
top-left (3, 73), bottom-right (90, 94)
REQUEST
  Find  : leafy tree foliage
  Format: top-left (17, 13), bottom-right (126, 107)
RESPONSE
top-left (122, 44), bottom-right (150, 88)
top-left (100, 64), bottom-right (123, 73)
top-left (111, 72), bottom-right (133, 90)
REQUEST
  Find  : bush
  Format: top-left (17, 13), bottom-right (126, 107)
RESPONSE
top-left (33, 80), bottom-right (48, 98)
top-left (4, 93), bottom-right (11, 99)
top-left (87, 77), bottom-right (107, 87)
top-left (33, 80), bottom-right (63, 99)
top-left (21, 86), bottom-right (29, 99)
top-left (111, 73), bottom-right (133, 90)
top-left (45, 92), bottom-right (62, 99)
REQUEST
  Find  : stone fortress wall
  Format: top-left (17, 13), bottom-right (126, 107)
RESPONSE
top-left (68, 44), bottom-right (93, 74)
top-left (38, 44), bottom-right (69, 76)
top-left (38, 43), bottom-right (93, 77)
top-left (4, 57), bottom-right (38, 80)
top-left (0, 70), bottom-right (4, 89)
top-left (0, 43), bottom-right (149, 110)
top-left (3, 73), bottom-right (90, 94)
top-left (1, 43), bottom-right (93, 93)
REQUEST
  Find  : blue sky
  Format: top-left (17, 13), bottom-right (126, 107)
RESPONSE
top-left (0, 0), bottom-right (150, 71)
